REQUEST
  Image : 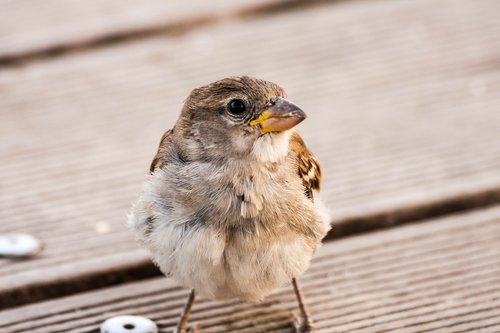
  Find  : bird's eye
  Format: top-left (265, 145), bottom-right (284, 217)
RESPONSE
top-left (228, 99), bottom-right (246, 115)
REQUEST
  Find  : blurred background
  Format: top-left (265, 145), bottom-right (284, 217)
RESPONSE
top-left (1, 0), bottom-right (500, 323)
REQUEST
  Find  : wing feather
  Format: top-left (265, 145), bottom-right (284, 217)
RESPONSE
top-left (290, 132), bottom-right (322, 201)
top-left (149, 129), bottom-right (174, 173)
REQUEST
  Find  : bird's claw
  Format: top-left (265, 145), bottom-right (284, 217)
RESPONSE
top-left (175, 323), bottom-right (201, 333)
top-left (291, 313), bottom-right (316, 333)
top-left (187, 323), bottom-right (202, 333)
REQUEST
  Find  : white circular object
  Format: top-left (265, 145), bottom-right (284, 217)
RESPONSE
top-left (100, 315), bottom-right (158, 333)
top-left (0, 234), bottom-right (44, 257)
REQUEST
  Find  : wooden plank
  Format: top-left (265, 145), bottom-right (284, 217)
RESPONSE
top-left (1, 0), bottom-right (500, 307)
top-left (1, 206), bottom-right (499, 333)
top-left (0, 0), bottom-right (291, 62)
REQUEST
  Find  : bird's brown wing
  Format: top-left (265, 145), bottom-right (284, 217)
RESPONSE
top-left (149, 129), bottom-right (174, 173)
top-left (290, 132), bottom-right (322, 202)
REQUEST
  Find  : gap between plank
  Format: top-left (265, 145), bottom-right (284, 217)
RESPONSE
top-left (0, 0), bottom-right (344, 68)
top-left (326, 185), bottom-right (500, 240)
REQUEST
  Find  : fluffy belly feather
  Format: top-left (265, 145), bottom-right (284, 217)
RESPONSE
top-left (150, 221), bottom-right (314, 302)
top-left (128, 160), bottom-right (331, 302)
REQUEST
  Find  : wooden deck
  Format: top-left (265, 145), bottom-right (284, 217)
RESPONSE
top-left (2, 207), bottom-right (499, 332)
top-left (1, 0), bottom-right (500, 331)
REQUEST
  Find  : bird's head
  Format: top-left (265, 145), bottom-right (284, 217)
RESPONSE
top-left (173, 76), bottom-right (306, 163)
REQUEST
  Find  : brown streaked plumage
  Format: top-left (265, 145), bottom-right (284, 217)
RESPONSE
top-left (129, 76), bottom-right (331, 333)
top-left (150, 120), bottom-right (322, 204)
top-left (290, 132), bottom-right (322, 202)
top-left (149, 129), bottom-right (173, 173)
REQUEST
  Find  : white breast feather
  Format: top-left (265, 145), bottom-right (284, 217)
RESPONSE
top-left (251, 131), bottom-right (291, 163)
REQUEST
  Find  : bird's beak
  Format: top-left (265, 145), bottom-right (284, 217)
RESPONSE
top-left (250, 97), bottom-right (307, 133)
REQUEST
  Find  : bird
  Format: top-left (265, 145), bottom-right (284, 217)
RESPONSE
top-left (128, 76), bottom-right (331, 333)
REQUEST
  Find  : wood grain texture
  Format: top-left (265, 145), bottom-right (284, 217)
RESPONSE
top-left (0, 0), bottom-right (288, 61)
top-left (1, 0), bottom-right (500, 307)
top-left (1, 206), bottom-right (499, 333)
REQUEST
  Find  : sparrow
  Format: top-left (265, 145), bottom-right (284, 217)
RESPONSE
top-left (128, 76), bottom-right (331, 333)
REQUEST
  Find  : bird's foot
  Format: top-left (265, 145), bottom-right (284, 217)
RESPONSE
top-left (173, 289), bottom-right (201, 333)
top-left (186, 323), bottom-right (202, 333)
top-left (175, 323), bottom-right (201, 333)
top-left (291, 313), bottom-right (316, 333)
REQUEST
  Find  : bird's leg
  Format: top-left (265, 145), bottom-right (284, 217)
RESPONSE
top-left (291, 278), bottom-right (315, 333)
top-left (174, 289), bottom-right (201, 333)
